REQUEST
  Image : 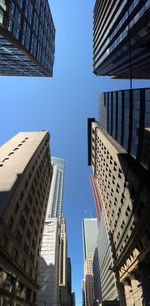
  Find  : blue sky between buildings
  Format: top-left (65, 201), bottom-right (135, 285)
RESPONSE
top-left (1, 0), bottom-right (150, 304)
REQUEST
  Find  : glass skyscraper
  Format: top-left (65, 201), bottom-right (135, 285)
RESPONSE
top-left (93, 0), bottom-right (150, 78)
top-left (99, 88), bottom-right (150, 171)
top-left (46, 157), bottom-right (64, 223)
top-left (82, 218), bottom-right (98, 260)
top-left (0, 0), bottom-right (55, 76)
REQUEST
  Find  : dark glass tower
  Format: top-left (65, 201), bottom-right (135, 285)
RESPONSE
top-left (99, 88), bottom-right (150, 171)
top-left (93, 0), bottom-right (150, 78)
top-left (0, 0), bottom-right (55, 76)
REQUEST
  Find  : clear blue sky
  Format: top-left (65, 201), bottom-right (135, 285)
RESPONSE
top-left (1, 0), bottom-right (150, 304)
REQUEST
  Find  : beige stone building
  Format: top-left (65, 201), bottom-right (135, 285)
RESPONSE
top-left (88, 119), bottom-right (150, 306)
top-left (0, 131), bottom-right (53, 305)
top-left (83, 258), bottom-right (95, 306)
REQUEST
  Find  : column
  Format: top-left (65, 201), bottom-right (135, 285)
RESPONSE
top-left (130, 278), bottom-right (143, 306)
top-left (124, 281), bottom-right (134, 306)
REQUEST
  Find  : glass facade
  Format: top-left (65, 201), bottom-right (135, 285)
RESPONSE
top-left (46, 157), bottom-right (64, 223)
top-left (99, 89), bottom-right (150, 170)
top-left (93, 0), bottom-right (150, 78)
top-left (0, 0), bottom-right (55, 76)
top-left (82, 219), bottom-right (98, 260)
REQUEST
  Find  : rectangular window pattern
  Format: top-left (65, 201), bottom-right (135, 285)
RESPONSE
top-left (0, 0), bottom-right (55, 76)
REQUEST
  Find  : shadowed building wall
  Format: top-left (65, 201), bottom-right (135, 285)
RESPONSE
top-left (0, 131), bottom-right (52, 305)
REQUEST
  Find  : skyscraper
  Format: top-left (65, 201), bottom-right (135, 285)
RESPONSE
top-left (90, 175), bottom-right (118, 303)
top-left (46, 157), bottom-right (64, 223)
top-left (0, 131), bottom-right (52, 305)
top-left (82, 219), bottom-right (98, 260)
top-left (93, 0), bottom-right (150, 78)
top-left (0, 0), bottom-right (55, 76)
top-left (88, 118), bottom-right (150, 306)
top-left (59, 214), bottom-right (72, 306)
top-left (37, 218), bottom-right (59, 306)
top-left (99, 88), bottom-right (150, 171)
top-left (82, 219), bottom-right (98, 306)
top-left (84, 258), bottom-right (95, 306)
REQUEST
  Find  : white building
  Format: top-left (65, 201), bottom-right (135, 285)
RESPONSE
top-left (37, 219), bottom-right (59, 306)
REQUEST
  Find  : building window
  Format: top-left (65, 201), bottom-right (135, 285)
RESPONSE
top-left (16, 230), bottom-right (22, 244)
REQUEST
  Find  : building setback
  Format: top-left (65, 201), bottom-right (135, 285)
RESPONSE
top-left (93, 0), bottom-right (150, 78)
top-left (99, 88), bottom-right (150, 171)
top-left (0, 0), bottom-right (55, 76)
top-left (0, 131), bottom-right (52, 305)
top-left (88, 119), bottom-right (150, 306)
top-left (46, 157), bottom-right (65, 223)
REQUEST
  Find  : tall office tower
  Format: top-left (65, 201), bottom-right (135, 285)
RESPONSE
top-left (37, 218), bottom-right (59, 306)
top-left (82, 219), bottom-right (98, 260)
top-left (93, 0), bottom-right (150, 78)
top-left (84, 258), bottom-right (95, 306)
top-left (59, 214), bottom-right (69, 306)
top-left (93, 248), bottom-right (101, 305)
top-left (99, 88), bottom-right (150, 171)
top-left (90, 174), bottom-right (118, 303)
top-left (46, 157), bottom-right (64, 223)
top-left (0, 0), bottom-right (55, 76)
top-left (82, 219), bottom-right (98, 306)
top-left (0, 131), bottom-right (52, 305)
top-left (96, 210), bottom-right (119, 303)
top-left (67, 257), bottom-right (72, 306)
top-left (88, 118), bottom-right (150, 306)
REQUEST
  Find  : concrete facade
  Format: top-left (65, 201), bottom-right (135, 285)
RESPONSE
top-left (84, 258), bottom-right (95, 306)
top-left (36, 218), bottom-right (59, 306)
top-left (0, 131), bottom-right (52, 305)
top-left (88, 119), bottom-right (150, 306)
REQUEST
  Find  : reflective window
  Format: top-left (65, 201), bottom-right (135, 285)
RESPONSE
top-left (117, 92), bottom-right (123, 145)
top-left (131, 90), bottom-right (140, 158)
top-left (123, 91), bottom-right (130, 151)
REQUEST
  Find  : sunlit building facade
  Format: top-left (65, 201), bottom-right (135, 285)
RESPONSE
top-left (88, 118), bottom-right (150, 306)
top-left (0, 0), bottom-right (55, 76)
top-left (93, 0), bottom-right (150, 78)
